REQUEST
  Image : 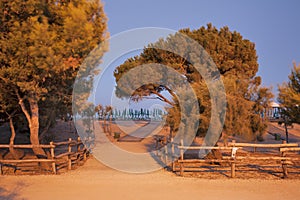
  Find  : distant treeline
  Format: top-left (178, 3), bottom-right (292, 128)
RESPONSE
top-left (96, 108), bottom-right (166, 121)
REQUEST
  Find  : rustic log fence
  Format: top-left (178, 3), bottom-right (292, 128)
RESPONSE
top-left (0, 137), bottom-right (88, 175)
top-left (164, 139), bottom-right (300, 178)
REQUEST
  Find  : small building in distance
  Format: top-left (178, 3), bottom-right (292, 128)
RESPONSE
top-left (266, 101), bottom-right (282, 122)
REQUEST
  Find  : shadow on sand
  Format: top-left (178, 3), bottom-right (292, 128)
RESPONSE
top-left (0, 182), bottom-right (26, 200)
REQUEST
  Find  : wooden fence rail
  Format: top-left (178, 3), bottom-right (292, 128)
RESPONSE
top-left (166, 139), bottom-right (300, 178)
top-left (0, 137), bottom-right (88, 175)
top-left (228, 142), bottom-right (299, 148)
top-left (172, 139), bottom-right (238, 177)
top-left (0, 144), bottom-right (55, 148)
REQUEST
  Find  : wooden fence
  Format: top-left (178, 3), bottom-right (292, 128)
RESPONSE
top-left (0, 137), bottom-right (88, 175)
top-left (164, 139), bottom-right (300, 178)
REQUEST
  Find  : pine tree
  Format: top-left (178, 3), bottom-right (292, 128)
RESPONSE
top-left (114, 24), bottom-right (272, 140)
top-left (0, 0), bottom-right (107, 155)
top-left (278, 63), bottom-right (300, 124)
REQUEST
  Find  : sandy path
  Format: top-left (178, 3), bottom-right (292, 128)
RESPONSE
top-left (1, 157), bottom-right (300, 200)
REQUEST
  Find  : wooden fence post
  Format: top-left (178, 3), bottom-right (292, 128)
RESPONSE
top-left (281, 140), bottom-right (288, 178)
top-left (171, 138), bottom-right (175, 171)
top-left (179, 139), bottom-right (184, 176)
top-left (83, 137), bottom-right (89, 162)
top-left (77, 137), bottom-right (81, 152)
top-left (231, 161), bottom-right (236, 178)
top-left (231, 140), bottom-right (236, 178)
top-left (68, 138), bottom-right (72, 170)
top-left (164, 145), bottom-right (168, 165)
top-left (50, 141), bottom-right (56, 174)
top-left (232, 140), bottom-right (236, 146)
top-left (180, 139), bottom-right (184, 160)
top-left (282, 162), bottom-right (288, 178)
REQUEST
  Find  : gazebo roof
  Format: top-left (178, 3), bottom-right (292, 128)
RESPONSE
top-left (269, 101), bottom-right (280, 108)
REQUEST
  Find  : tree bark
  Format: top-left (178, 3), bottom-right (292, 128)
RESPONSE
top-left (17, 92), bottom-right (46, 157)
top-left (6, 110), bottom-right (25, 160)
top-left (8, 114), bottom-right (19, 159)
top-left (39, 109), bottom-right (56, 143)
top-left (28, 97), bottom-right (46, 157)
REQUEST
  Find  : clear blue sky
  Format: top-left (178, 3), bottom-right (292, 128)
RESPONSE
top-left (98, 0), bottom-right (300, 104)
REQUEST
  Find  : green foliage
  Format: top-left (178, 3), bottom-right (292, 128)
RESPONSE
top-left (0, 0), bottom-right (107, 142)
top-left (114, 24), bottom-right (273, 140)
top-left (278, 63), bottom-right (300, 124)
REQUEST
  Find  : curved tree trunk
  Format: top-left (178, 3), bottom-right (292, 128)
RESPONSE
top-left (8, 115), bottom-right (19, 159)
top-left (17, 93), bottom-right (46, 157)
top-left (7, 111), bottom-right (25, 160)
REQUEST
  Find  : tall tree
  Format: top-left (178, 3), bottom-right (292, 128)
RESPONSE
top-left (0, 0), bottom-right (107, 156)
top-left (114, 24), bottom-right (272, 140)
top-left (278, 63), bottom-right (300, 124)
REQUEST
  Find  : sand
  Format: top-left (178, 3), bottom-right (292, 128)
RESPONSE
top-left (1, 121), bottom-right (300, 199)
top-left (1, 157), bottom-right (300, 200)
top-left (0, 158), bottom-right (300, 200)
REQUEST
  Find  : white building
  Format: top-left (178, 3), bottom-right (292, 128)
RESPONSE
top-left (266, 101), bottom-right (282, 121)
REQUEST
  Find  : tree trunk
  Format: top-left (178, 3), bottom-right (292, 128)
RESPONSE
top-left (17, 93), bottom-right (46, 157)
top-left (8, 115), bottom-right (19, 159)
top-left (284, 118), bottom-right (289, 143)
top-left (6, 111), bottom-right (25, 160)
top-left (39, 109), bottom-right (56, 143)
top-left (28, 97), bottom-right (46, 157)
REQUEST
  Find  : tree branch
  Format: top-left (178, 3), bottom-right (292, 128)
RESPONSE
top-left (15, 89), bottom-right (31, 125)
top-left (151, 90), bottom-right (175, 107)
